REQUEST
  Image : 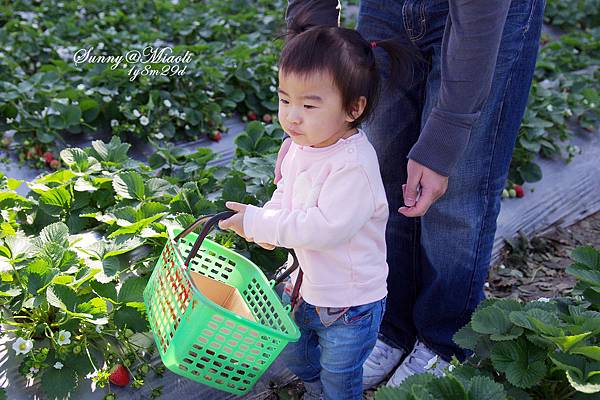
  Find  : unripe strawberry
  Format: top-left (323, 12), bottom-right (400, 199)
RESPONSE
top-left (501, 189), bottom-right (509, 199)
top-left (247, 111), bottom-right (257, 121)
top-left (50, 159), bottom-right (61, 169)
top-left (508, 189), bottom-right (516, 198)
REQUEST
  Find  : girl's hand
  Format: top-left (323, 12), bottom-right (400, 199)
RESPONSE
top-left (218, 202), bottom-right (247, 238)
top-left (219, 202), bottom-right (277, 250)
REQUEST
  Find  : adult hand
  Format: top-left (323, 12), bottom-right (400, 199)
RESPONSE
top-left (399, 159), bottom-right (449, 217)
top-left (274, 138), bottom-right (292, 184)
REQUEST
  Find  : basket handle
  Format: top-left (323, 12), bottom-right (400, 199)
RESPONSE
top-left (273, 249), bottom-right (299, 285)
top-left (175, 210), bottom-right (236, 267)
top-left (175, 210), bottom-right (300, 288)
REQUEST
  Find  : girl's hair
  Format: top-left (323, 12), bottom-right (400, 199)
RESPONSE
top-left (279, 6), bottom-right (415, 129)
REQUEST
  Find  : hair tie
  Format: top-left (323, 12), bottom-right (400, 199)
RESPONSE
top-left (370, 41), bottom-right (377, 49)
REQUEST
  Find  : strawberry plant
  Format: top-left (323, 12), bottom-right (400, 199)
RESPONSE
top-left (377, 246), bottom-right (600, 400)
top-left (0, 132), bottom-right (288, 397)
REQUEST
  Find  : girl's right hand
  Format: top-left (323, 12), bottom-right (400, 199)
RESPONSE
top-left (274, 138), bottom-right (292, 184)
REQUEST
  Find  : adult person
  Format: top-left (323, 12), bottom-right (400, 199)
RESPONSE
top-left (275, 0), bottom-right (545, 388)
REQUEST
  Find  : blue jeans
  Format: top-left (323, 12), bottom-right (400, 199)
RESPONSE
top-left (356, 0), bottom-right (544, 361)
top-left (279, 298), bottom-right (386, 400)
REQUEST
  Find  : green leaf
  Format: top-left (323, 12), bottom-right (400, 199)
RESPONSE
top-left (47, 285), bottom-right (79, 311)
top-left (90, 137), bottom-right (130, 163)
top-left (427, 376), bottom-right (467, 400)
top-left (113, 172), bottom-right (146, 200)
top-left (114, 306), bottom-right (148, 332)
top-left (491, 326), bottom-right (524, 341)
top-left (79, 98), bottom-right (100, 122)
top-left (37, 170), bottom-right (76, 185)
top-left (544, 332), bottom-right (593, 352)
top-left (4, 235), bottom-right (36, 261)
top-left (374, 386), bottom-right (414, 400)
top-left (245, 121), bottom-right (265, 143)
top-left (519, 162), bottom-right (543, 182)
top-left (63, 105), bottom-right (82, 127)
top-left (40, 187), bottom-right (72, 215)
top-left (566, 368), bottom-right (600, 394)
top-left (467, 376), bottom-right (507, 400)
top-left (38, 222), bottom-right (69, 247)
top-left (572, 346), bottom-right (600, 362)
top-left (572, 247), bottom-right (600, 269)
top-left (60, 148), bottom-right (89, 171)
top-left (104, 236), bottom-right (145, 258)
top-left (567, 264), bottom-right (600, 287)
top-left (221, 175), bottom-right (246, 203)
top-left (490, 339), bottom-right (547, 388)
top-left (118, 276), bottom-right (148, 303)
top-left (77, 297), bottom-right (107, 315)
top-left (145, 178), bottom-right (176, 198)
top-left (41, 366), bottom-right (77, 400)
top-left (549, 352), bottom-right (586, 380)
top-left (90, 280), bottom-right (118, 301)
top-left (472, 305), bottom-right (512, 335)
top-left (509, 309), bottom-right (563, 336)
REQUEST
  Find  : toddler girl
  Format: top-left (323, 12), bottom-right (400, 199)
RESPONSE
top-left (219, 10), bottom-right (410, 400)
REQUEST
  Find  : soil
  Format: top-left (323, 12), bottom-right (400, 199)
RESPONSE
top-left (487, 211), bottom-right (600, 301)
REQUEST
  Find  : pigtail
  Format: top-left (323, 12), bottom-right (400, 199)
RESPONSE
top-left (372, 37), bottom-right (422, 88)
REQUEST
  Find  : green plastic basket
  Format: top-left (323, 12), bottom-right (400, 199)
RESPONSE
top-left (143, 212), bottom-right (300, 395)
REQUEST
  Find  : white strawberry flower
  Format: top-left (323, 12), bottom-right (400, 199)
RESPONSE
top-left (13, 337), bottom-right (33, 355)
top-left (111, 119), bottom-right (119, 127)
top-left (163, 99), bottom-right (172, 108)
top-left (54, 362), bottom-right (64, 370)
top-left (140, 116), bottom-right (149, 126)
top-left (133, 109), bottom-right (141, 118)
top-left (57, 330), bottom-right (71, 345)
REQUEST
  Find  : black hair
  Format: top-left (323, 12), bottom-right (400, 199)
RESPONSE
top-left (278, 7), bottom-right (415, 129)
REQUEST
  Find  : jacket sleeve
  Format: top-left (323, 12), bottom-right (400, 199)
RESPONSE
top-left (286, 0), bottom-right (341, 28)
top-left (407, 0), bottom-right (511, 176)
top-left (243, 163), bottom-right (376, 250)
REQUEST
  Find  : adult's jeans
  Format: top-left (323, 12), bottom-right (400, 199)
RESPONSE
top-left (356, 0), bottom-right (544, 360)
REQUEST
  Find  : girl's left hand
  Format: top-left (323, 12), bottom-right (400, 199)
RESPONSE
top-left (219, 201), bottom-right (247, 238)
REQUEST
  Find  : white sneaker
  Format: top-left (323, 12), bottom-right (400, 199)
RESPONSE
top-left (386, 341), bottom-right (449, 387)
top-left (362, 339), bottom-right (404, 390)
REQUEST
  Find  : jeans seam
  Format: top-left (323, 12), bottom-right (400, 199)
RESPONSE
top-left (402, 0), bottom-right (427, 42)
top-left (456, 0), bottom-right (535, 323)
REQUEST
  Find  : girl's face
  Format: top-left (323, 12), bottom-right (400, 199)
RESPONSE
top-left (277, 70), bottom-right (364, 148)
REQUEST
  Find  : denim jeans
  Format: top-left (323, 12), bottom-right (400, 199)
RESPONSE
top-left (279, 298), bottom-right (386, 400)
top-left (356, 0), bottom-right (544, 361)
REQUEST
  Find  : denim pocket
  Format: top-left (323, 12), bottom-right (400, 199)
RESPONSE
top-left (342, 303), bottom-right (375, 325)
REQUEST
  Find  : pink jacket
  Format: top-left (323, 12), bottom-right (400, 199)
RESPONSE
top-left (244, 130), bottom-right (389, 307)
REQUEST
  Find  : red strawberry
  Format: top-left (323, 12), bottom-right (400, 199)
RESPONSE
top-left (262, 114), bottom-right (272, 123)
top-left (513, 184), bottom-right (524, 198)
top-left (209, 130), bottom-right (222, 142)
top-left (43, 151), bottom-right (54, 164)
top-left (109, 364), bottom-right (130, 387)
top-left (50, 159), bottom-right (61, 170)
top-left (247, 111), bottom-right (257, 121)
